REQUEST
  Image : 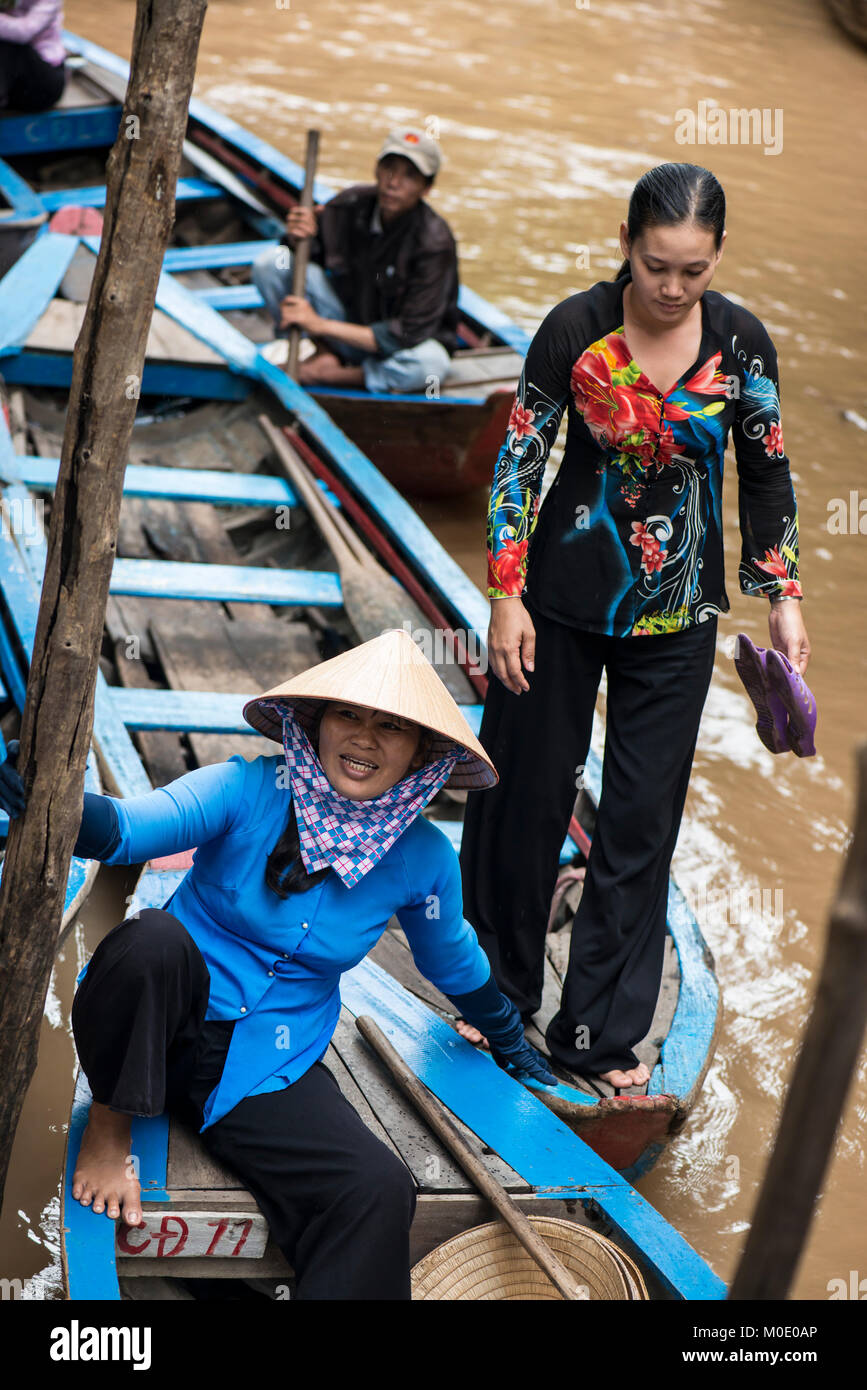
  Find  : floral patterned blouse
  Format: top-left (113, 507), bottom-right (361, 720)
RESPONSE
top-left (487, 275), bottom-right (802, 637)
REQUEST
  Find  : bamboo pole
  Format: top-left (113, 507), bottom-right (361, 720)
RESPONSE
top-left (285, 129), bottom-right (320, 379)
top-left (356, 1016), bottom-right (587, 1300)
top-left (0, 0), bottom-right (208, 1215)
top-left (729, 740), bottom-right (867, 1298)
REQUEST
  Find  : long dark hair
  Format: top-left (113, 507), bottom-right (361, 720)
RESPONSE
top-left (265, 704), bottom-right (330, 898)
top-left (615, 163), bottom-right (725, 281)
top-left (266, 799), bottom-right (332, 898)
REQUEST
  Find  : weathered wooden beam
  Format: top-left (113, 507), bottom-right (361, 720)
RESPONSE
top-left (0, 0), bottom-right (209, 1214)
top-left (729, 740), bottom-right (867, 1299)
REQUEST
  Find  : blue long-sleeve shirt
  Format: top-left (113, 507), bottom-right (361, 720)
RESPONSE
top-left (87, 754), bottom-right (491, 1129)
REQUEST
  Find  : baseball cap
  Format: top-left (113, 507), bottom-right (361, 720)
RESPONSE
top-left (377, 128), bottom-right (441, 179)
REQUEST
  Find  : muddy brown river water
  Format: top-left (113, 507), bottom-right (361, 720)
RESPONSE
top-left (1, 0), bottom-right (865, 1301)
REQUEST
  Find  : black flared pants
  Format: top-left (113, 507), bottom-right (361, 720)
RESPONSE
top-left (459, 602), bottom-right (717, 1075)
top-left (72, 910), bottom-right (417, 1300)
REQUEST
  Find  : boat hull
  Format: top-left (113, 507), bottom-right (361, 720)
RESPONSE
top-left (309, 388), bottom-right (514, 499)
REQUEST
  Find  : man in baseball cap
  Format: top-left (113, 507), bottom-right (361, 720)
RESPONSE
top-left (376, 127), bottom-right (442, 179)
top-left (252, 127), bottom-right (459, 393)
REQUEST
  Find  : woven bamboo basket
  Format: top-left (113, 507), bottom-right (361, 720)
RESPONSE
top-left (411, 1216), bottom-right (649, 1300)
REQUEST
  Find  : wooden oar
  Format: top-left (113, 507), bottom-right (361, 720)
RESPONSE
top-left (286, 129), bottom-right (320, 380)
top-left (280, 426), bottom-right (490, 701)
top-left (355, 1015), bottom-right (587, 1300)
top-left (258, 416), bottom-right (475, 702)
top-left (729, 739), bottom-right (867, 1298)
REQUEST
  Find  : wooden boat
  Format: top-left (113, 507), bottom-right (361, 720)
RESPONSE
top-left (0, 222), bottom-right (720, 1175)
top-left (0, 30), bottom-right (525, 500)
top-left (0, 239), bottom-right (723, 1301)
top-left (0, 44), bottom-right (722, 1297)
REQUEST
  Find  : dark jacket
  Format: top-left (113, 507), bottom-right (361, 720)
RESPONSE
top-left (285, 183), bottom-right (460, 356)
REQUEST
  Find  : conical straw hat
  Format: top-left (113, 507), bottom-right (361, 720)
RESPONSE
top-left (410, 1217), bottom-right (647, 1300)
top-left (243, 628), bottom-right (497, 791)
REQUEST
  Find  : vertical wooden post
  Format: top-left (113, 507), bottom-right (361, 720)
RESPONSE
top-left (0, 0), bottom-right (208, 1213)
top-left (729, 741), bottom-right (867, 1298)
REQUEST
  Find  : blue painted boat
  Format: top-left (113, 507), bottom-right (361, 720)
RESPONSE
top-left (0, 47), bottom-right (722, 1301)
top-left (0, 31), bottom-right (525, 500)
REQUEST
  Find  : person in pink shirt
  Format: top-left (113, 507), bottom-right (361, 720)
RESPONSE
top-left (0, 0), bottom-right (65, 111)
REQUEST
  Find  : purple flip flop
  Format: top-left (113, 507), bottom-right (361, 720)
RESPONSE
top-left (765, 649), bottom-right (817, 758)
top-left (733, 633), bottom-right (790, 755)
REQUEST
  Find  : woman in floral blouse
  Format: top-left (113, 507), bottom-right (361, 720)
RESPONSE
top-left (459, 162), bottom-right (810, 1090)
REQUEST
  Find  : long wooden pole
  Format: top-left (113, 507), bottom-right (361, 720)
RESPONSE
top-left (356, 1016), bottom-right (587, 1300)
top-left (0, 0), bottom-right (208, 1214)
top-left (285, 129), bottom-right (320, 380)
top-left (729, 740), bottom-right (867, 1298)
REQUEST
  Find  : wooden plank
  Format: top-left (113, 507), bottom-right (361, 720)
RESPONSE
top-left (118, 1251), bottom-right (290, 1281)
top-left (175, 500), bottom-right (273, 622)
top-left (117, 1211), bottom-right (268, 1260)
top-left (14, 455), bottom-right (296, 508)
top-left (25, 298), bottom-right (227, 364)
top-left (103, 593), bottom-right (190, 786)
top-left (167, 1119), bottom-right (245, 1193)
top-left (116, 1194), bottom-right (582, 1283)
top-left (108, 557), bottom-right (343, 606)
top-left (163, 240), bottom-right (279, 271)
top-left (193, 284), bottom-right (264, 311)
top-left (0, 233), bottom-right (77, 351)
top-left (322, 1043), bottom-right (402, 1160)
top-left (150, 613), bottom-right (309, 765)
top-left (55, 67), bottom-right (120, 107)
top-left (0, 105), bottom-right (121, 157)
top-left (106, 687), bottom-right (254, 733)
top-left (29, 398), bottom-right (268, 477)
top-left (0, 155), bottom-right (46, 226)
top-left (330, 1011), bottom-right (530, 1195)
top-left (40, 176), bottom-right (221, 211)
top-left (92, 670), bottom-right (156, 799)
top-left (0, 351), bottom-right (251, 401)
top-left (369, 928), bottom-right (456, 1016)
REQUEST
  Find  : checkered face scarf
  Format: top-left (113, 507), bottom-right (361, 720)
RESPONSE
top-left (262, 703), bottom-right (462, 889)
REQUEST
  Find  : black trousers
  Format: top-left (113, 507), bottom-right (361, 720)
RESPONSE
top-left (459, 601), bottom-right (718, 1075)
top-left (0, 42), bottom-right (66, 111)
top-left (71, 910), bottom-right (417, 1300)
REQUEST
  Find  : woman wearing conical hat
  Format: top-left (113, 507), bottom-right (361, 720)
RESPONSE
top-left (0, 629), bottom-right (554, 1300)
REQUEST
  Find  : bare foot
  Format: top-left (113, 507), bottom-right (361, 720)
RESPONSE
top-left (72, 1101), bottom-right (142, 1225)
top-left (599, 1062), bottom-right (651, 1089)
top-left (297, 352), bottom-right (365, 387)
top-left (456, 1019), bottom-right (488, 1047)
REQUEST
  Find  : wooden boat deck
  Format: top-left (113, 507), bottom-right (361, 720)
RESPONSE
top-left (0, 69), bottom-right (723, 1291)
top-left (6, 388), bottom-right (683, 1294)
